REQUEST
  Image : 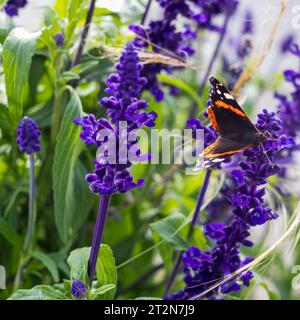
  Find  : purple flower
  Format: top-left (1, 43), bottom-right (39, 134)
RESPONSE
top-left (280, 34), bottom-right (294, 53)
top-left (130, 0), bottom-right (238, 101)
top-left (16, 117), bottom-right (41, 155)
top-left (75, 42), bottom-right (156, 195)
top-left (275, 44), bottom-right (300, 149)
top-left (4, 0), bottom-right (27, 17)
top-left (170, 110), bottom-right (294, 300)
top-left (70, 280), bottom-right (87, 299)
top-left (54, 33), bottom-right (64, 47)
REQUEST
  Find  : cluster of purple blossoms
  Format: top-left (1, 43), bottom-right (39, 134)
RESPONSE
top-left (16, 117), bottom-right (41, 155)
top-left (275, 43), bottom-right (300, 142)
top-left (70, 280), bottom-right (87, 299)
top-left (169, 110), bottom-right (294, 300)
top-left (130, 0), bottom-right (238, 101)
top-left (4, 0), bottom-right (27, 17)
top-left (75, 42), bottom-right (157, 195)
top-left (222, 10), bottom-right (254, 90)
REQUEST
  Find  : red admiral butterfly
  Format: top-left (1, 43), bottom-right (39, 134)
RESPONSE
top-left (198, 76), bottom-right (266, 168)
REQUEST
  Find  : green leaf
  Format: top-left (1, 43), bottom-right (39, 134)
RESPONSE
top-left (93, 284), bottom-right (115, 299)
top-left (135, 297), bottom-right (162, 300)
top-left (150, 212), bottom-right (188, 250)
top-left (96, 244), bottom-right (117, 299)
top-left (8, 285), bottom-right (67, 300)
top-left (54, 0), bottom-right (70, 18)
top-left (2, 27), bottom-right (41, 124)
top-left (182, 225), bottom-right (206, 250)
top-left (60, 71), bottom-right (80, 82)
top-left (0, 105), bottom-right (12, 135)
top-left (53, 88), bottom-right (83, 243)
top-left (32, 251), bottom-right (60, 282)
top-left (67, 247), bottom-right (90, 283)
top-left (72, 160), bottom-right (94, 232)
top-left (0, 217), bottom-right (21, 249)
top-left (157, 74), bottom-right (204, 109)
top-left (0, 0), bottom-right (7, 10)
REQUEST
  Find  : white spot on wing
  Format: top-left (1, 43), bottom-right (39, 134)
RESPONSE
top-left (224, 93), bottom-right (234, 100)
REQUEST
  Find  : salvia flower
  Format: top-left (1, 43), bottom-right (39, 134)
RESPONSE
top-left (280, 34), bottom-right (294, 53)
top-left (130, 0), bottom-right (238, 101)
top-left (75, 42), bottom-right (157, 195)
top-left (70, 280), bottom-right (87, 299)
top-left (169, 109), bottom-right (294, 300)
top-left (16, 117), bottom-right (41, 155)
top-left (4, 0), bottom-right (27, 17)
top-left (54, 33), bottom-right (64, 47)
top-left (275, 43), bottom-right (300, 152)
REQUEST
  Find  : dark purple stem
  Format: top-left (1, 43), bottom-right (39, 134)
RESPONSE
top-left (88, 194), bottom-right (111, 288)
top-left (164, 169), bottom-right (212, 296)
top-left (71, 0), bottom-right (96, 68)
top-left (141, 0), bottom-right (152, 25)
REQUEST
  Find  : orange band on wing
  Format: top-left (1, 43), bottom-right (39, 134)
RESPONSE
top-left (215, 100), bottom-right (246, 118)
top-left (204, 145), bottom-right (252, 158)
top-left (208, 107), bottom-right (220, 132)
top-left (200, 139), bottom-right (219, 157)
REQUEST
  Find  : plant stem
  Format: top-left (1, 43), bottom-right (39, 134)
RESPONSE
top-left (164, 169), bottom-right (212, 296)
top-left (24, 154), bottom-right (36, 254)
top-left (71, 0), bottom-right (97, 68)
top-left (51, 89), bottom-right (63, 142)
top-left (141, 0), bottom-right (152, 25)
top-left (189, 13), bottom-right (231, 118)
top-left (88, 194), bottom-right (111, 288)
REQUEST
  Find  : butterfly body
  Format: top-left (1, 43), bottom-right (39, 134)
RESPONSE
top-left (198, 76), bottom-right (266, 168)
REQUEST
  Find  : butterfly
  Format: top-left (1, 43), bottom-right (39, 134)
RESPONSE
top-left (197, 76), bottom-right (267, 169)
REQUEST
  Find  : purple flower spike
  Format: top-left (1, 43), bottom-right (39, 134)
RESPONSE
top-left (76, 42), bottom-right (156, 195)
top-left (170, 109), bottom-right (294, 300)
top-left (70, 280), bottom-right (87, 299)
top-left (75, 42), bottom-right (157, 288)
top-left (4, 0), bottom-right (27, 17)
top-left (16, 117), bottom-right (41, 155)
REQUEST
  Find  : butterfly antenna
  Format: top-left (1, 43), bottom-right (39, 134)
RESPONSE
top-left (259, 144), bottom-right (272, 166)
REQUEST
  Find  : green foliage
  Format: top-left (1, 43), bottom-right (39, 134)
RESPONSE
top-left (96, 244), bottom-right (117, 299)
top-left (53, 88), bottom-right (83, 243)
top-left (67, 247), bottom-right (90, 283)
top-left (2, 28), bottom-right (41, 124)
top-left (0, 0), bottom-right (299, 302)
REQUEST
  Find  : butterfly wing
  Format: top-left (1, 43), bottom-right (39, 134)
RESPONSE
top-left (201, 137), bottom-right (254, 168)
top-left (208, 76), bottom-right (257, 139)
top-left (195, 76), bottom-right (259, 169)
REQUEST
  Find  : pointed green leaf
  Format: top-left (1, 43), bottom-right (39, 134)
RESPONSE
top-left (150, 212), bottom-right (188, 250)
top-left (96, 244), bottom-right (117, 299)
top-left (67, 247), bottom-right (90, 283)
top-left (8, 285), bottom-right (67, 300)
top-left (32, 251), bottom-right (60, 282)
top-left (2, 27), bottom-right (41, 124)
top-left (53, 88), bottom-right (83, 243)
top-left (0, 217), bottom-right (21, 249)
